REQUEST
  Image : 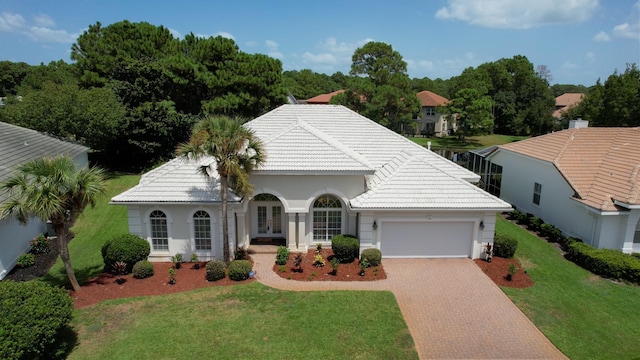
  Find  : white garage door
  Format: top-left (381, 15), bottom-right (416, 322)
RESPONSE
top-left (380, 221), bottom-right (473, 258)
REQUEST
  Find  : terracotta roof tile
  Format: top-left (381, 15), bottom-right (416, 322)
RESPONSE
top-left (305, 90), bottom-right (345, 104)
top-left (416, 91), bottom-right (449, 107)
top-left (499, 127), bottom-right (640, 211)
top-left (553, 93), bottom-right (584, 117)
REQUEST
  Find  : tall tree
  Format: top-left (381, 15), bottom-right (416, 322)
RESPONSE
top-left (444, 88), bottom-right (493, 141)
top-left (334, 41), bottom-right (419, 132)
top-left (1, 156), bottom-right (106, 292)
top-left (0, 61), bottom-right (31, 97)
top-left (177, 117), bottom-right (264, 262)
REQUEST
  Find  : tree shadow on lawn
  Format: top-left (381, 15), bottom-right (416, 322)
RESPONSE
top-left (39, 264), bottom-right (104, 290)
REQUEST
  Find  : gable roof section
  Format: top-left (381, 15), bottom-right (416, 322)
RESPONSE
top-left (416, 90), bottom-right (449, 107)
top-left (112, 105), bottom-right (511, 210)
top-left (553, 93), bottom-right (584, 118)
top-left (498, 127), bottom-right (640, 211)
top-left (0, 122), bottom-right (89, 204)
top-left (305, 90), bottom-right (345, 104)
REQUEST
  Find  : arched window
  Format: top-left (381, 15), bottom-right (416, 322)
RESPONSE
top-left (193, 210), bottom-right (212, 251)
top-left (312, 195), bottom-right (342, 241)
top-left (150, 210), bottom-right (168, 251)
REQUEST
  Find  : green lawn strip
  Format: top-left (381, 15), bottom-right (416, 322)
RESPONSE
top-left (43, 175), bottom-right (141, 286)
top-left (496, 217), bottom-right (640, 360)
top-left (69, 282), bottom-right (417, 360)
top-left (409, 134), bottom-right (527, 149)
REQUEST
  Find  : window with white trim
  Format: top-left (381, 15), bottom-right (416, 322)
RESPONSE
top-left (193, 210), bottom-right (212, 250)
top-left (313, 195), bottom-right (342, 241)
top-left (150, 210), bottom-right (168, 251)
top-left (533, 182), bottom-right (542, 205)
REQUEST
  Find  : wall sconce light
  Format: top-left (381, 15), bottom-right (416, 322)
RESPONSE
top-left (479, 221), bottom-right (485, 229)
top-left (373, 220), bottom-right (378, 230)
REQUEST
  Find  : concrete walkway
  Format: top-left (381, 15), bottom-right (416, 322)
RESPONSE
top-left (251, 253), bottom-right (568, 359)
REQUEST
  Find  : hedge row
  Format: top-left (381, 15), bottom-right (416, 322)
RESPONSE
top-left (566, 242), bottom-right (640, 284)
top-left (205, 259), bottom-right (253, 282)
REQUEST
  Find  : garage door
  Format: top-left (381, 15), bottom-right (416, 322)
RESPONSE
top-left (380, 221), bottom-right (473, 258)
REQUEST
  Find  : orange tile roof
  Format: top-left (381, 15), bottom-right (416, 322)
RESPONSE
top-left (416, 90), bottom-right (449, 107)
top-left (305, 89), bottom-right (345, 104)
top-left (499, 127), bottom-right (640, 211)
top-left (553, 93), bottom-right (585, 117)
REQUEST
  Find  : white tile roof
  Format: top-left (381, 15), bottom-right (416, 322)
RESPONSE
top-left (112, 105), bottom-right (510, 210)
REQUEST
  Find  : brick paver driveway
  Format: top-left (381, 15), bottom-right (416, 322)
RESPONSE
top-left (252, 253), bottom-right (567, 359)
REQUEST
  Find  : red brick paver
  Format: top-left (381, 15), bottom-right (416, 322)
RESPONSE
top-left (252, 253), bottom-right (568, 359)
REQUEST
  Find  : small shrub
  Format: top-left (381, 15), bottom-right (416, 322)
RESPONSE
top-left (132, 260), bottom-right (154, 279)
top-left (0, 281), bottom-right (73, 360)
top-left (171, 253), bottom-right (183, 268)
top-left (330, 257), bottom-right (339, 274)
top-left (278, 265), bottom-right (287, 272)
top-left (493, 234), bottom-right (518, 258)
top-left (360, 257), bottom-right (370, 271)
top-left (101, 233), bottom-right (150, 273)
top-left (275, 246), bottom-right (290, 265)
top-left (235, 246), bottom-right (250, 260)
top-left (360, 248), bottom-right (382, 267)
top-left (507, 209), bottom-right (521, 221)
top-left (515, 211), bottom-right (529, 225)
top-left (205, 260), bottom-right (226, 281)
top-left (313, 254), bottom-right (326, 267)
top-left (331, 234), bottom-right (360, 263)
top-left (16, 253), bottom-right (35, 268)
top-left (558, 236), bottom-right (579, 251)
top-left (168, 267), bottom-right (176, 284)
top-left (228, 260), bottom-right (252, 281)
top-left (315, 243), bottom-right (323, 254)
top-left (528, 216), bottom-right (543, 232)
top-left (506, 263), bottom-right (518, 281)
top-left (292, 253), bottom-right (303, 272)
top-left (111, 261), bottom-right (127, 275)
top-left (29, 234), bottom-right (50, 254)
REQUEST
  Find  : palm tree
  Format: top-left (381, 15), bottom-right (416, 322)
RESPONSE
top-left (1, 156), bottom-right (106, 292)
top-left (177, 116), bottom-right (264, 263)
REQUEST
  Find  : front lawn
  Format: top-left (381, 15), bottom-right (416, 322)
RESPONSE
top-left (409, 134), bottom-right (527, 149)
top-left (496, 216), bottom-right (640, 360)
top-left (70, 282), bottom-right (416, 359)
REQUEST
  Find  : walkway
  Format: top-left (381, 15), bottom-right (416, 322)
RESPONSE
top-left (251, 253), bottom-right (568, 359)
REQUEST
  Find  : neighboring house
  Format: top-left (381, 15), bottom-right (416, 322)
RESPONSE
top-left (111, 105), bottom-right (511, 262)
top-left (415, 90), bottom-right (455, 137)
top-left (0, 122), bottom-right (89, 280)
top-left (487, 123), bottom-right (640, 253)
top-left (304, 89), bottom-right (345, 104)
top-left (553, 93), bottom-right (585, 118)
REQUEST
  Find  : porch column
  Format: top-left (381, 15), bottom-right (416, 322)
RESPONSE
top-left (287, 213), bottom-right (297, 251)
top-left (621, 210), bottom-right (640, 253)
top-left (298, 213), bottom-right (307, 251)
top-left (236, 213), bottom-right (248, 250)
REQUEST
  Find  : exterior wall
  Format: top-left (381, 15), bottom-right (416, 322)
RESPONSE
top-left (415, 111), bottom-right (452, 137)
top-left (491, 150), bottom-right (632, 250)
top-left (0, 216), bottom-right (46, 280)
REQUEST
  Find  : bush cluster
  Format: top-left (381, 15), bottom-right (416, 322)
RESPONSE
top-left (228, 260), bottom-right (252, 281)
top-left (493, 234), bottom-right (518, 258)
top-left (17, 253), bottom-right (35, 267)
top-left (360, 248), bottom-right (382, 267)
top-left (101, 234), bottom-right (150, 273)
top-left (0, 281), bottom-right (74, 360)
top-left (29, 234), bottom-right (50, 254)
top-left (275, 246), bottom-right (289, 265)
top-left (331, 234), bottom-right (360, 263)
top-left (132, 260), bottom-right (154, 279)
top-left (205, 260), bottom-right (227, 281)
top-left (566, 242), bottom-right (640, 284)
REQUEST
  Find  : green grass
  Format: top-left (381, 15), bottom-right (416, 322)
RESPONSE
top-left (496, 216), bottom-right (640, 360)
top-left (43, 175), bottom-right (141, 286)
top-left (409, 134), bottom-right (527, 149)
top-left (69, 282), bottom-right (416, 359)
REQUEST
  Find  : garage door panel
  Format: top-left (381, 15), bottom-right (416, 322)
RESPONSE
top-left (381, 221), bottom-right (473, 258)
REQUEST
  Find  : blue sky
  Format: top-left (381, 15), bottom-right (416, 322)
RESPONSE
top-left (0, 0), bottom-right (638, 86)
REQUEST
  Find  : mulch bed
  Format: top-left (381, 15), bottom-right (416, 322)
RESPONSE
top-left (474, 256), bottom-right (534, 288)
top-left (3, 237), bottom-right (61, 282)
top-left (272, 249), bottom-right (387, 281)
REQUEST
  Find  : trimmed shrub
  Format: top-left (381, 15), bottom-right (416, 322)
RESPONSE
top-left (360, 248), bottom-right (382, 267)
top-left (132, 260), bottom-right (154, 279)
top-left (228, 260), bottom-right (252, 281)
top-left (205, 260), bottom-right (226, 281)
top-left (528, 216), bottom-right (543, 232)
top-left (558, 236), bottom-right (579, 251)
top-left (101, 233), bottom-right (150, 273)
top-left (566, 242), bottom-right (640, 284)
top-left (493, 234), bottom-right (518, 258)
top-left (275, 246), bottom-right (289, 265)
top-left (331, 234), bottom-right (360, 263)
top-left (539, 223), bottom-right (562, 242)
top-left (29, 234), bottom-right (50, 254)
top-left (0, 281), bottom-right (73, 360)
top-left (506, 209), bottom-right (521, 221)
top-left (17, 253), bottom-right (35, 267)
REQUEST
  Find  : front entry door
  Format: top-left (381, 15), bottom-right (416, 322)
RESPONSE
top-left (254, 202), bottom-right (283, 237)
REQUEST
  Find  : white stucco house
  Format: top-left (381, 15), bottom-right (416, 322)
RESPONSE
top-left (487, 125), bottom-right (640, 253)
top-left (415, 90), bottom-right (455, 137)
top-left (111, 105), bottom-right (511, 261)
top-left (0, 122), bottom-right (89, 280)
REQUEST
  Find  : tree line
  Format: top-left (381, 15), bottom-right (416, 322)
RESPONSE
top-left (1, 20), bottom-right (637, 171)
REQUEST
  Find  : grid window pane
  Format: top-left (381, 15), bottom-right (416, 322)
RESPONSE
top-left (313, 211), bottom-right (327, 241)
top-left (312, 195), bottom-right (343, 241)
top-left (193, 210), bottom-right (211, 250)
top-left (150, 210), bottom-right (168, 251)
top-left (533, 182), bottom-right (542, 205)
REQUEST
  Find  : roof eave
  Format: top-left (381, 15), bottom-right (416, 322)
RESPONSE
top-left (254, 170), bottom-right (375, 176)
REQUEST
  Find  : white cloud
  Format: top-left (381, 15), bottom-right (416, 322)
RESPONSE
top-left (613, 22), bottom-right (640, 40)
top-left (0, 12), bottom-right (26, 31)
top-left (0, 11), bottom-right (77, 43)
top-left (27, 26), bottom-right (77, 43)
top-left (245, 40), bottom-right (258, 47)
top-left (593, 31), bottom-right (611, 42)
top-left (33, 14), bottom-right (55, 27)
top-left (265, 40), bottom-right (283, 59)
top-left (300, 37), bottom-right (374, 71)
top-left (168, 27), bottom-right (181, 39)
top-left (435, 0), bottom-right (598, 29)
top-left (562, 61), bottom-right (578, 70)
top-left (302, 52), bottom-right (337, 65)
top-left (216, 31), bottom-right (235, 40)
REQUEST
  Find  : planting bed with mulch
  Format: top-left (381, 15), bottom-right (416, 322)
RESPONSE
top-left (272, 249), bottom-right (387, 281)
top-left (474, 257), bottom-right (534, 288)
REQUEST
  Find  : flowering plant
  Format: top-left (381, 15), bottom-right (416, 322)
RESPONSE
top-left (30, 234), bottom-right (50, 254)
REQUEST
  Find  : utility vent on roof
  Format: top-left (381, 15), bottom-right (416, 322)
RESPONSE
top-left (569, 118), bottom-right (589, 129)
